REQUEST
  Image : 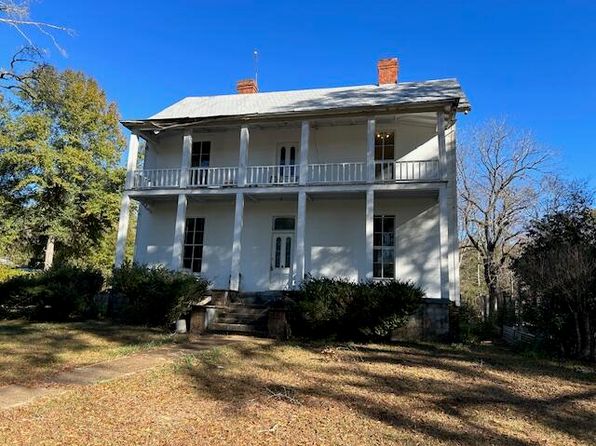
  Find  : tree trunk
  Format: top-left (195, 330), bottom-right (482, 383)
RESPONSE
top-left (44, 235), bottom-right (55, 270)
top-left (483, 258), bottom-right (500, 321)
top-left (571, 311), bottom-right (582, 358)
top-left (583, 313), bottom-right (593, 361)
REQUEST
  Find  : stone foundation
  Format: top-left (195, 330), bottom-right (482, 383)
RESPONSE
top-left (391, 298), bottom-right (451, 341)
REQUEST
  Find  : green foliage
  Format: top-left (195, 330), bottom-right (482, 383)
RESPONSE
top-left (512, 188), bottom-right (596, 360)
top-left (0, 67), bottom-right (126, 268)
top-left (110, 263), bottom-right (210, 327)
top-left (0, 265), bottom-right (103, 321)
top-left (290, 276), bottom-right (424, 340)
top-left (456, 301), bottom-right (495, 344)
top-left (0, 265), bottom-right (26, 283)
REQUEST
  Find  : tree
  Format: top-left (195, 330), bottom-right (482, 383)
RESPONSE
top-left (513, 186), bottom-right (596, 360)
top-left (458, 119), bottom-right (550, 319)
top-left (0, 66), bottom-right (125, 269)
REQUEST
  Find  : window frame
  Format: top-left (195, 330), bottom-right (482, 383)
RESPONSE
top-left (183, 217), bottom-right (205, 273)
top-left (373, 215), bottom-right (396, 279)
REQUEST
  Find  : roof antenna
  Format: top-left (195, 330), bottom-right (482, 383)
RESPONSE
top-left (253, 49), bottom-right (259, 86)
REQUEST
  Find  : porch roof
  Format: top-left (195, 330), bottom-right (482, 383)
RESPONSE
top-left (122, 78), bottom-right (470, 131)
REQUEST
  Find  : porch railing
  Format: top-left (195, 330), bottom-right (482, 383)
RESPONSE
top-left (375, 160), bottom-right (440, 182)
top-left (131, 160), bottom-right (440, 190)
top-left (246, 165), bottom-right (299, 186)
top-left (189, 167), bottom-right (238, 187)
top-left (308, 162), bottom-right (366, 184)
top-left (132, 168), bottom-right (181, 189)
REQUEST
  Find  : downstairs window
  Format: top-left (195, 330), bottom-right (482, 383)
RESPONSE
top-left (373, 215), bottom-right (395, 279)
top-left (183, 217), bottom-right (205, 273)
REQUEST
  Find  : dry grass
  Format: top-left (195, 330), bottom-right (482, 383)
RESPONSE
top-left (0, 320), bottom-right (178, 387)
top-left (1, 338), bottom-right (595, 445)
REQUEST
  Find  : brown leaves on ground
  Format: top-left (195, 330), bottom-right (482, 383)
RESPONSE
top-left (1, 337), bottom-right (595, 445)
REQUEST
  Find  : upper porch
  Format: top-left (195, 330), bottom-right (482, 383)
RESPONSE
top-left (125, 111), bottom-right (454, 194)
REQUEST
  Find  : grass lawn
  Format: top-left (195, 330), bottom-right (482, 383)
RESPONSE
top-left (1, 336), bottom-right (595, 445)
top-left (0, 320), bottom-right (179, 387)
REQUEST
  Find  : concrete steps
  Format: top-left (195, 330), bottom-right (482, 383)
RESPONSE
top-left (208, 322), bottom-right (268, 337)
top-left (206, 296), bottom-right (271, 336)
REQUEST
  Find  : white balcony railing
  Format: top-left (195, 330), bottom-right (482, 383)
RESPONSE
top-left (133, 168), bottom-right (181, 189)
top-left (375, 160), bottom-right (440, 182)
top-left (308, 162), bottom-right (366, 184)
top-left (246, 165), bottom-right (299, 186)
top-left (189, 167), bottom-right (238, 187)
top-left (130, 160), bottom-right (440, 190)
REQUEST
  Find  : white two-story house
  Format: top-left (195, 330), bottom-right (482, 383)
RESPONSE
top-left (115, 58), bottom-right (469, 333)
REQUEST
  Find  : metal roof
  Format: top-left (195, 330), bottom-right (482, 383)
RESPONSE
top-left (145, 78), bottom-right (470, 121)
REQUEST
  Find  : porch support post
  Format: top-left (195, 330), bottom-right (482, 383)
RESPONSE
top-left (172, 194), bottom-right (188, 270)
top-left (115, 133), bottom-right (140, 267)
top-left (114, 194), bottom-right (130, 267)
top-left (365, 188), bottom-right (374, 280)
top-left (439, 185), bottom-right (450, 300)
top-left (230, 192), bottom-right (244, 291)
top-left (238, 126), bottom-right (249, 186)
top-left (299, 121), bottom-right (309, 185)
top-left (294, 191), bottom-right (307, 285)
top-left (437, 110), bottom-right (447, 181)
top-left (180, 130), bottom-right (192, 188)
top-left (367, 118), bottom-right (376, 183)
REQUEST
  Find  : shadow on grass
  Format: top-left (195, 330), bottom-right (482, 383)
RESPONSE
top-left (0, 319), bottom-right (173, 386)
top-left (180, 340), bottom-right (596, 445)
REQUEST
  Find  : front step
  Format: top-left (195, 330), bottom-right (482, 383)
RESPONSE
top-left (208, 322), bottom-right (268, 337)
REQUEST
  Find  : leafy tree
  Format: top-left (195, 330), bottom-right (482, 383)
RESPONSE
top-left (513, 186), bottom-right (596, 360)
top-left (0, 66), bottom-right (126, 269)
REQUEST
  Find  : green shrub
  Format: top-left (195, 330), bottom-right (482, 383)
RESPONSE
top-left (290, 276), bottom-right (423, 340)
top-left (0, 265), bottom-right (25, 283)
top-left (110, 263), bottom-right (210, 327)
top-left (0, 265), bottom-right (103, 320)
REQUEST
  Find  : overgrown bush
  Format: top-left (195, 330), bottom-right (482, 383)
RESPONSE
top-left (289, 276), bottom-right (423, 340)
top-left (110, 263), bottom-right (210, 327)
top-left (0, 265), bottom-right (25, 283)
top-left (0, 265), bottom-right (103, 320)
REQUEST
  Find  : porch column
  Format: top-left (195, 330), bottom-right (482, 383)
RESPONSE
top-left (115, 133), bottom-right (140, 267)
top-left (367, 119), bottom-right (376, 183)
top-left (365, 189), bottom-right (374, 280)
top-left (437, 110), bottom-right (447, 181)
top-left (439, 186), bottom-right (450, 299)
top-left (171, 194), bottom-right (188, 270)
top-left (294, 191), bottom-right (307, 285)
top-left (299, 121), bottom-right (309, 185)
top-left (229, 192), bottom-right (244, 290)
top-left (238, 126), bottom-right (249, 186)
top-left (180, 130), bottom-right (192, 188)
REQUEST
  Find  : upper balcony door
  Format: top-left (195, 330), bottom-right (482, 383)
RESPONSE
top-left (276, 142), bottom-right (298, 184)
top-left (374, 131), bottom-right (395, 181)
top-left (190, 140), bottom-right (211, 186)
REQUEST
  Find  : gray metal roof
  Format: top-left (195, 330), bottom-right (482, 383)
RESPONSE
top-left (147, 78), bottom-right (470, 121)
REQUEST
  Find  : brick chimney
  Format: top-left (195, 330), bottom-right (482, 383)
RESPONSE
top-left (236, 79), bottom-right (258, 94)
top-left (377, 58), bottom-right (399, 85)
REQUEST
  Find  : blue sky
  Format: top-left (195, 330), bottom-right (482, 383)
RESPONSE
top-left (1, 0), bottom-right (594, 184)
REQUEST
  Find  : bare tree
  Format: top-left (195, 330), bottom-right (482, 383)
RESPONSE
top-left (458, 119), bottom-right (550, 319)
top-left (0, 1), bottom-right (72, 96)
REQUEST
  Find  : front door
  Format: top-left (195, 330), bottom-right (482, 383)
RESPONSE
top-left (270, 216), bottom-right (295, 289)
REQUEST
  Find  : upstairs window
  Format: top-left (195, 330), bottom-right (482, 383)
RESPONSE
top-left (374, 131), bottom-right (394, 162)
top-left (373, 215), bottom-right (395, 279)
top-left (191, 141), bottom-right (211, 168)
top-left (183, 217), bottom-right (205, 273)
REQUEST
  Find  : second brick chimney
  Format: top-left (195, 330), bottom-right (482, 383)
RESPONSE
top-left (236, 79), bottom-right (258, 94)
top-left (377, 58), bottom-right (399, 85)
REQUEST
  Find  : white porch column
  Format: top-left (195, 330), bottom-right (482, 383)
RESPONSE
top-left (439, 186), bottom-right (450, 300)
top-left (124, 133), bottom-right (139, 189)
top-left (229, 192), bottom-right (244, 291)
top-left (367, 119), bottom-right (376, 183)
top-left (180, 130), bottom-right (192, 187)
top-left (238, 126), bottom-right (249, 186)
top-left (294, 191), bottom-right (307, 285)
top-left (299, 121), bottom-right (309, 185)
top-left (115, 133), bottom-right (140, 267)
top-left (171, 194), bottom-right (188, 270)
top-left (437, 110), bottom-right (447, 181)
top-left (365, 189), bottom-right (374, 280)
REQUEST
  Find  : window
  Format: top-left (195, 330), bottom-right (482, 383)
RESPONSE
top-left (191, 141), bottom-right (211, 168)
top-left (273, 217), bottom-right (295, 231)
top-left (375, 131), bottom-right (395, 180)
top-left (183, 217), bottom-right (205, 273)
top-left (373, 215), bottom-right (395, 279)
